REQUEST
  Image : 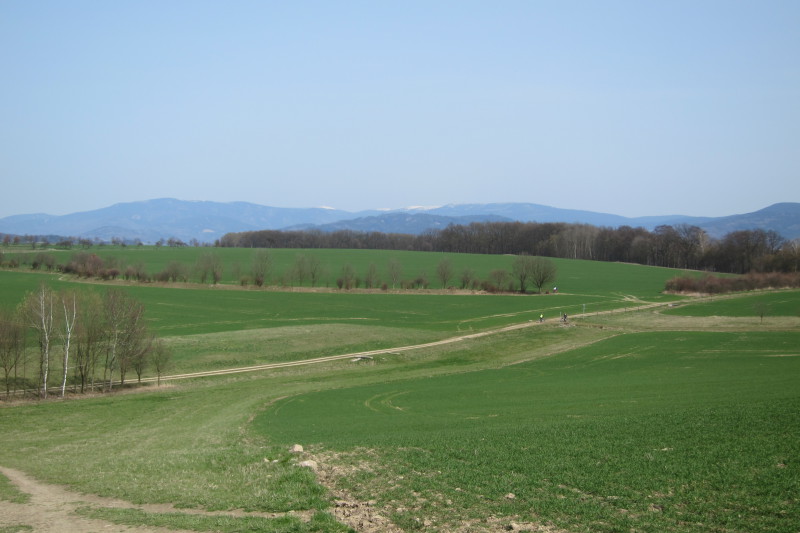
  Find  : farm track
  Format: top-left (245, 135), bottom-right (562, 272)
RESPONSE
top-left (8, 293), bottom-right (755, 397)
top-left (1, 292), bottom-right (789, 532)
top-left (142, 300), bottom-right (671, 384)
top-left (0, 466), bottom-right (314, 533)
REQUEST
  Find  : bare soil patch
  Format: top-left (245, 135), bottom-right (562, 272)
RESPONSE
top-left (302, 448), bottom-right (569, 532)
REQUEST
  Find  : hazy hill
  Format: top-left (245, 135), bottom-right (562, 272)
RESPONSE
top-left (0, 199), bottom-right (358, 244)
top-left (298, 203), bottom-right (798, 240)
top-left (285, 212), bottom-right (513, 235)
top-left (0, 199), bottom-right (797, 243)
top-left (696, 202), bottom-right (800, 240)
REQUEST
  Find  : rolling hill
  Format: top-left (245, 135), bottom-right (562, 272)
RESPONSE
top-left (0, 199), bottom-right (797, 243)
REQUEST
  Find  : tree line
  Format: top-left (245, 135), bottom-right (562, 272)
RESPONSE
top-left (0, 285), bottom-right (171, 400)
top-left (218, 223), bottom-right (799, 274)
top-left (2, 246), bottom-right (559, 296)
top-left (665, 271), bottom-right (800, 294)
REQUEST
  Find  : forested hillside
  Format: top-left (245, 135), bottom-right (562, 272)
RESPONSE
top-left (220, 221), bottom-right (797, 274)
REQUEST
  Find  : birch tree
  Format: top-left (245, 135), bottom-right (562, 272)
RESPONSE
top-left (57, 290), bottom-right (79, 397)
top-left (23, 284), bottom-right (55, 398)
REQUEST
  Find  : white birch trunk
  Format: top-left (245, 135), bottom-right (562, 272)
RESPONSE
top-left (59, 294), bottom-right (77, 398)
top-left (30, 286), bottom-right (54, 399)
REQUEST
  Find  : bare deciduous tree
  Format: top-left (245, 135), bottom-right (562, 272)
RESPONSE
top-left (131, 334), bottom-right (154, 384)
top-left (511, 255), bottom-right (557, 294)
top-left (489, 269), bottom-right (510, 291)
top-left (436, 258), bottom-right (453, 288)
top-left (460, 267), bottom-right (476, 289)
top-left (307, 255), bottom-right (324, 287)
top-left (57, 290), bottom-right (79, 398)
top-left (163, 260), bottom-right (189, 282)
top-left (74, 292), bottom-right (104, 393)
top-left (150, 338), bottom-right (172, 386)
top-left (103, 289), bottom-right (127, 390)
top-left (251, 250), bottom-right (272, 287)
top-left (512, 254), bottom-right (534, 293)
top-left (23, 284), bottom-right (55, 398)
top-left (388, 258), bottom-right (402, 289)
top-left (339, 263), bottom-right (356, 290)
top-left (116, 299), bottom-right (150, 387)
top-left (364, 263), bottom-right (379, 289)
top-left (103, 289), bottom-right (151, 389)
top-left (530, 257), bottom-right (557, 294)
top-left (0, 308), bottom-right (26, 398)
top-left (291, 254), bottom-right (309, 286)
top-left (196, 252), bottom-right (224, 284)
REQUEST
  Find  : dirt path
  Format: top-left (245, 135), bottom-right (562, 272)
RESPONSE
top-left (0, 466), bottom-right (318, 532)
top-left (0, 466), bottom-right (192, 532)
top-left (0, 299), bottom-right (674, 532)
top-left (8, 299), bottom-right (675, 397)
top-left (139, 300), bottom-right (670, 385)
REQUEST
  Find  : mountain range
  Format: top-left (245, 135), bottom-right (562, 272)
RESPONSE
top-left (0, 199), bottom-right (798, 244)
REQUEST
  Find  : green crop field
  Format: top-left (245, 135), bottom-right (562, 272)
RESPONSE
top-left (0, 252), bottom-right (797, 533)
top-left (258, 330), bottom-right (800, 533)
top-left (664, 290), bottom-right (800, 318)
top-left (2, 244), bottom-right (695, 295)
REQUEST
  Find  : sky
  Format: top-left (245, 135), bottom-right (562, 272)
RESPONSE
top-left (1, 1), bottom-right (798, 218)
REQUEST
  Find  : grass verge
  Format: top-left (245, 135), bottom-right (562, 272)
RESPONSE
top-left (0, 473), bottom-right (30, 504)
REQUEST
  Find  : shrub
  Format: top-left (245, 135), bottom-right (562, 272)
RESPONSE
top-left (665, 272), bottom-right (800, 294)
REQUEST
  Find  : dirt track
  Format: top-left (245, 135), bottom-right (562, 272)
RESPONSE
top-left (0, 299), bottom-right (671, 532)
top-left (0, 466), bottom-right (191, 532)
top-left (142, 300), bottom-right (669, 384)
top-left (0, 466), bottom-right (319, 532)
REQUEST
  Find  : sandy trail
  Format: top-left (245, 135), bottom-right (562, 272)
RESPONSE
top-left (0, 466), bottom-right (193, 532)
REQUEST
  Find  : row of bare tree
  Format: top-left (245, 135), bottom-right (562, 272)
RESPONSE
top-left (218, 223), bottom-right (798, 274)
top-left (0, 285), bottom-right (171, 400)
top-left (10, 245), bottom-right (559, 294)
top-left (665, 271), bottom-right (800, 294)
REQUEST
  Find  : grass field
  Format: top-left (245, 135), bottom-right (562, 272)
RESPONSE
top-left (664, 290), bottom-right (800, 318)
top-left (256, 330), bottom-right (799, 532)
top-left (0, 254), bottom-right (797, 532)
top-left (1, 244), bottom-right (696, 294)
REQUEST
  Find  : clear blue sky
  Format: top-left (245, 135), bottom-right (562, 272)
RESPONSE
top-left (2, 1), bottom-right (798, 218)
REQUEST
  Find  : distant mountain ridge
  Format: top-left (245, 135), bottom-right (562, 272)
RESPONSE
top-left (0, 198), bottom-right (797, 243)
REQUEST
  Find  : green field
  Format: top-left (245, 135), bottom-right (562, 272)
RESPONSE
top-left (1, 244), bottom-right (695, 294)
top-left (258, 331), bottom-right (799, 532)
top-left (0, 252), bottom-right (797, 532)
top-left (665, 290), bottom-right (800, 318)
